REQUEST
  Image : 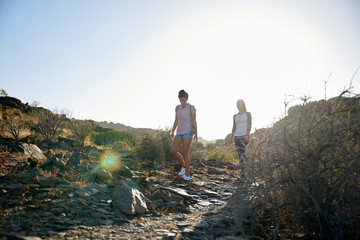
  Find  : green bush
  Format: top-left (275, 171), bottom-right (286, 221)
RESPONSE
top-left (70, 120), bottom-right (96, 147)
top-left (0, 89), bottom-right (8, 96)
top-left (92, 129), bottom-right (136, 146)
top-left (136, 129), bottom-right (172, 164)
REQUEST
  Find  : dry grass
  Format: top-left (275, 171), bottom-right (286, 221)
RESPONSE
top-left (39, 168), bottom-right (60, 179)
top-left (144, 184), bottom-right (155, 197)
top-left (0, 165), bottom-right (18, 176)
top-left (47, 189), bottom-right (63, 198)
top-left (158, 206), bottom-right (169, 215)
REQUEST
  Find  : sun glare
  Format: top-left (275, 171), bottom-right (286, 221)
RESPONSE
top-left (99, 150), bottom-right (121, 172)
top-left (111, 5), bottom-right (345, 140)
top-left (154, 11), bottom-right (332, 139)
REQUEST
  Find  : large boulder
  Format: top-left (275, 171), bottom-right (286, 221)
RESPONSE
top-left (112, 180), bottom-right (147, 215)
top-left (19, 143), bottom-right (46, 161)
top-left (0, 96), bottom-right (28, 112)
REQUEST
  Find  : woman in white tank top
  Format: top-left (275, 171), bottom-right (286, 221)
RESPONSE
top-left (230, 99), bottom-right (252, 174)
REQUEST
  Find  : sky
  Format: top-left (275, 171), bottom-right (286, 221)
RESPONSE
top-left (1, 0), bottom-right (360, 141)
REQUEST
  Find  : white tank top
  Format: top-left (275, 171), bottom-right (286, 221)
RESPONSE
top-left (234, 113), bottom-right (248, 136)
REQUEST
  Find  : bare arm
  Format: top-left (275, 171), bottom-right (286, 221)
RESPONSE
top-left (170, 113), bottom-right (178, 140)
top-left (192, 112), bottom-right (198, 142)
top-left (230, 115), bottom-right (236, 145)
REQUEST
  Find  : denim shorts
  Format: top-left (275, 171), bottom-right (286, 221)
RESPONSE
top-left (176, 131), bottom-right (194, 138)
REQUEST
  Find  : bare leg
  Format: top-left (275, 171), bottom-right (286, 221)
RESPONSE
top-left (170, 137), bottom-right (185, 168)
top-left (182, 137), bottom-right (192, 176)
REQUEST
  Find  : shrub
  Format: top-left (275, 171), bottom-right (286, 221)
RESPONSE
top-left (70, 120), bottom-right (96, 147)
top-left (0, 89), bottom-right (8, 97)
top-left (205, 146), bottom-right (238, 163)
top-left (92, 129), bottom-right (136, 147)
top-left (215, 139), bottom-right (225, 147)
top-left (136, 129), bottom-right (172, 164)
top-left (1, 108), bottom-right (30, 140)
top-left (29, 108), bottom-right (68, 143)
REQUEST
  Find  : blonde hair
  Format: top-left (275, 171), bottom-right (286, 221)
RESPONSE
top-left (237, 99), bottom-right (247, 112)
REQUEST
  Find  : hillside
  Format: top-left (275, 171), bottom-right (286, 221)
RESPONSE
top-left (1, 94), bottom-right (359, 239)
top-left (96, 121), bottom-right (215, 145)
top-left (96, 121), bottom-right (158, 138)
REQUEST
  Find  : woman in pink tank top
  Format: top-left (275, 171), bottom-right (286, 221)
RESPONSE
top-left (170, 90), bottom-right (197, 181)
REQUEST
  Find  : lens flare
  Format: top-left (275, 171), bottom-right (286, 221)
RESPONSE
top-left (99, 150), bottom-right (121, 172)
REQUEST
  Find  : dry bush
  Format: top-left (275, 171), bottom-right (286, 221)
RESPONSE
top-left (190, 144), bottom-right (238, 163)
top-left (70, 120), bottom-right (96, 147)
top-left (29, 108), bottom-right (68, 143)
top-left (40, 168), bottom-right (60, 179)
top-left (1, 108), bottom-right (30, 140)
top-left (203, 146), bottom-right (238, 163)
top-left (232, 96), bottom-right (360, 239)
top-left (62, 167), bottom-right (86, 182)
top-left (136, 129), bottom-right (172, 165)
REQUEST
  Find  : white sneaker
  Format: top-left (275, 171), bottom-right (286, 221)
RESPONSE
top-left (182, 174), bottom-right (191, 181)
top-left (178, 167), bottom-right (185, 176)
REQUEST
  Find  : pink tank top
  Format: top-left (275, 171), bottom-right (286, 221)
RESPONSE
top-left (175, 104), bottom-right (196, 135)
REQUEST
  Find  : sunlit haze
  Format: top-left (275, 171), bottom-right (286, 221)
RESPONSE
top-left (1, 0), bottom-right (359, 140)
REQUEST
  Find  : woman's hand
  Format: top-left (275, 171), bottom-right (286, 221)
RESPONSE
top-left (193, 133), bottom-right (198, 143)
top-left (170, 133), bottom-right (174, 141)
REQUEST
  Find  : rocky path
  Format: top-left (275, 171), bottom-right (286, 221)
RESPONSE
top-left (1, 154), bottom-right (243, 240)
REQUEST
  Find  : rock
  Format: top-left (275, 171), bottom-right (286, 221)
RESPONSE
top-left (156, 186), bottom-right (198, 203)
top-left (164, 201), bottom-right (177, 210)
top-left (2, 232), bottom-right (42, 240)
top-left (113, 165), bottom-right (133, 178)
top-left (206, 166), bottom-right (227, 175)
top-left (95, 169), bottom-right (113, 182)
top-left (226, 163), bottom-right (238, 171)
top-left (37, 177), bottom-right (58, 188)
top-left (85, 166), bottom-right (114, 183)
top-left (151, 189), bottom-right (184, 204)
top-left (17, 167), bottom-right (45, 180)
top-left (40, 142), bottom-right (48, 148)
top-left (27, 158), bottom-right (38, 168)
top-left (58, 136), bottom-right (75, 147)
top-left (67, 153), bottom-right (81, 166)
top-left (112, 180), bottom-right (147, 215)
top-left (59, 141), bottom-right (72, 151)
top-left (0, 149), bottom-right (240, 240)
top-left (9, 183), bottom-right (29, 197)
top-left (19, 143), bottom-right (46, 161)
top-left (40, 154), bottom-right (66, 171)
top-left (152, 199), bottom-right (164, 209)
top-left (200, 189), bottom-right (222, 199)
top-left (0, 96), bottom-right (28, 112)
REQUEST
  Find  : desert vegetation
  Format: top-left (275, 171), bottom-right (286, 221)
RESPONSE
top-left (230, 94), bottom-right (360, 239)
